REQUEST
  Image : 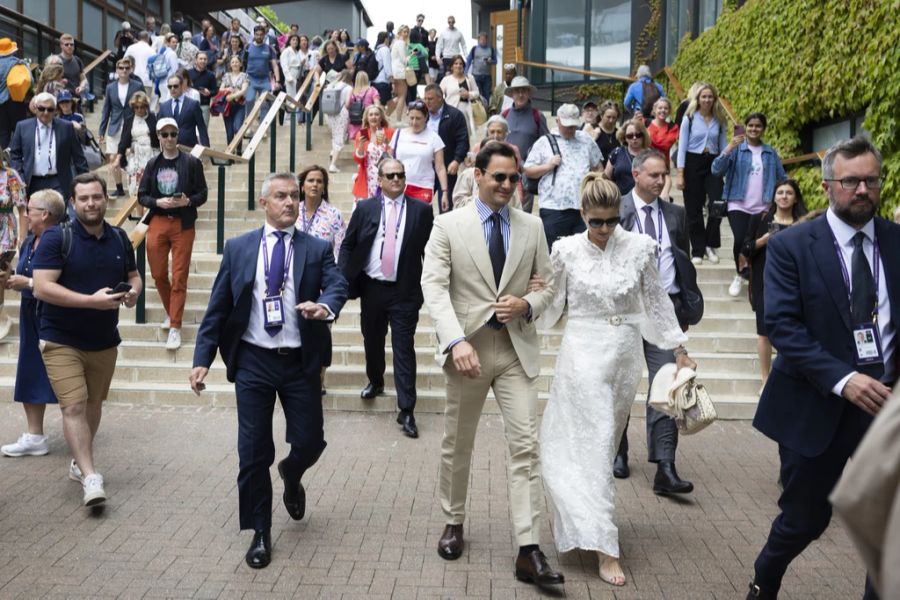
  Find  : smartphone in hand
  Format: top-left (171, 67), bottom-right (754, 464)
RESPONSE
top-left (106, 282), bottom-right (133, 295)
top-left (734, 125), bottom-right (745, 137)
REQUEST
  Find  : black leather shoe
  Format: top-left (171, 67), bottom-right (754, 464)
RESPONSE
top-left (245, 529), bottom-right (271, 569)
top-left (613, 451), bottom-right (630, 479)
top-left (277, 460), bottom-right (306, 520)
top-left (746, 581), bottom-right (776, 599)
top-left (653, 461), bottom-right (694, 495)
top-left (360, 383), bottom-right (384, 399)
top-left (437, 524), bottom-right (464, 560)
top-left (514, 548), bottom-right (565, 585)
top-left (397, 411), bottom-right (419, 438)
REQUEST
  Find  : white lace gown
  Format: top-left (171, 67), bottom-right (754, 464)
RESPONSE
top-left (538, 228), bottom-right (687, 557)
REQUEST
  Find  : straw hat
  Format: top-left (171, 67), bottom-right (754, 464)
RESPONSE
top-left (504, 75), bottom-right (536, 96)
top-left (0, 39), bottom-right (19, 57)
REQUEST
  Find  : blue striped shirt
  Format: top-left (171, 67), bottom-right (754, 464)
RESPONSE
top-left (474, 197), bottom-right (510, 254)
top-left (676, 112), bottom-right (727, 168)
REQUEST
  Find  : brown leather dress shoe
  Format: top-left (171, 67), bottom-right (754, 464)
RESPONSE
top-left (437, 524), bottom-right (464, 560)
top-left (515, 548), bottom-right (565, 585)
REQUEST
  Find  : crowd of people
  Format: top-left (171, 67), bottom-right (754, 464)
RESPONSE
top-left (0, 13), bottom-right (898, 600)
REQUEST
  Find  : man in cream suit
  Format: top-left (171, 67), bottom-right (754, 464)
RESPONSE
top-left (421, 142), bottom-right (563, 586)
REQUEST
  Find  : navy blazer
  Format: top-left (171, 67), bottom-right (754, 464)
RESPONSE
top-left (8, 117), bottom-right (89, 193)
top-left (753, 214), bottom-right (900, 457)
top-left (192, 227), bottom-right (349, 381)
top-left (436, 103), bottom-right (469, 166)
top-left (157, 96), bottom-right (210, 147)
top-left (338, 194), bottom-right (434, 303)
top-left (99, 79), bottom-right (143, 136)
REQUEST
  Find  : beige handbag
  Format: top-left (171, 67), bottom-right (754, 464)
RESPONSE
top-left (648, 365), bottom-right (717, 435)
top-left (472, 100), bottom-right (487, 127)
top-left (404, 67), bottom-right (418, 86)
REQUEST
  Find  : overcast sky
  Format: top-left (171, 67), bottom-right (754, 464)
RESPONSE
top-left (363, 0), bottom-right (477, 47)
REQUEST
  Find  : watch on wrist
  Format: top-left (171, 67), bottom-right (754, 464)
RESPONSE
top-left (673, 345), bottom-right (688, 357)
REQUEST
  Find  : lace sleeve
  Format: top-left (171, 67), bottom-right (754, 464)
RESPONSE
top-left (537, 242), bottom-right (567, 329)
top-left (638, 244), bottom-right (688, 349)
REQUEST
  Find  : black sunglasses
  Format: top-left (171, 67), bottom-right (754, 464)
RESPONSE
top-left (382, 172), bottom-right (405, 180)
top-left (158, 131), bottom-right (178, 138)
top-left (588, 216), bottom-right (621, 229)
top-left (167, 84), bottom-right (180, 89)
top-left (35, 106), bottom-right (55, 113)
top-left (483, 171), bottom-right (521, 184)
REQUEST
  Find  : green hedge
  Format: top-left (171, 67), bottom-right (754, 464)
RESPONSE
top-left (671, 0), bottom-right (900, 215)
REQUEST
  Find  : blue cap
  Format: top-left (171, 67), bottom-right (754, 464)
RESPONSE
top-left (57, 89), bottom-right (74, 103)
top-left (355, 38), bottom-right (369, 47)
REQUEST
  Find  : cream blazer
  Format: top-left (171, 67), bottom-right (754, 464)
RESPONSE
top-left (421, 202), bottom-right (554, 377)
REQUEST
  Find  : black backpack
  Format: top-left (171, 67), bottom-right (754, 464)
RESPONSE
top-left (348, 92), bottom-right (365, 125)
top-left (523, 133), bottom-right (560, 195)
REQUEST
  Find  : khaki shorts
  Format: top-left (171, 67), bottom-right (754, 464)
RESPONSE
top-left (40, 341), bottom-right (118, 408)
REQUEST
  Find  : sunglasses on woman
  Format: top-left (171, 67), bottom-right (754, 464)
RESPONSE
top-left (588, 216), bottom-right (621, 229)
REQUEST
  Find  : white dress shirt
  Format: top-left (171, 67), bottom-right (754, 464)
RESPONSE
top-left (117, 82), bottom-right (129, 107)
top-left (33, 122), bottom-right (57, 176)
top-left (242, 224), bottom-right (301, 349)
top-left (364, 193), bottom-right (407, 281)
top-left (826, 208), bottom-right (895, 393)
top-left (630, 190), bottom-right (679, 294)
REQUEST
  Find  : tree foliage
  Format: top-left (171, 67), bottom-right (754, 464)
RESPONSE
top-left (671, 0), bottom-right (900, 214)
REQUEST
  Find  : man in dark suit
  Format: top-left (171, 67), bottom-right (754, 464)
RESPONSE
top-left (189, 172), bottom-right (348, 570)
top-left (616, 149), bottom-right (703, 494)
top-left (157, 75), bottom-right (209, 147)
top-left (99, 58), bottom-right (144, 197)
top-left (9, 92), bottom-right (88, 202)
top-left (422, 83), bottom-right (469, 213)
top-left (747, 136), bottom-right (898, 600)
top-left (338, 158), bottom-right (434, 438)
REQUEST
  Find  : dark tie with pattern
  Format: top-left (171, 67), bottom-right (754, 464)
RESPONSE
top-left (850, 231), bottom-right (876, 325)
top-left (174, 98), bottom-right (180, 119)
top-left (265, 231), bottom-right (288, 337)
top-left (487, 212), bottom-right (505, 329)
top-left (642, 205), bottom-right (657, 241)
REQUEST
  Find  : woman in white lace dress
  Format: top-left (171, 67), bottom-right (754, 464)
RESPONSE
top-left (538, 173), bottom-right (695, 586)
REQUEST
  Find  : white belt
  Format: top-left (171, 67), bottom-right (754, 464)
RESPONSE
top-left (569, 314), bottom-right (642, 326)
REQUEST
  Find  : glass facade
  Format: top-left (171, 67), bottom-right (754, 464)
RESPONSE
top-left (544, 0), bottom-right (586, 81)
top-left (590, 0), bottom-right (632, 75)
top-left (22, 0), bottom-right (50, 24)
top-left (55, 0), bottom-right (80, 37)
top-left (82, 2), bottom-right (104, 49)
top-left (665, 0), bottom-right (693, 65)
top-left (543, 0), bottom-right (632, 80)
top-left (699, 0), bottom-right (723, 32)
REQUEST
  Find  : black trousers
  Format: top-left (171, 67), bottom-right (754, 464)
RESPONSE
top-left (0, 100), bottom-right (27, 149)
top-left (234, 343), bottom-right (325, 531)
top-left (683, 152), bottom-right (723, 257)
top-left (434, 172), bottom-right (458, 213)
top-left (727, 210), bottom-right (754, 276)
top-left (753, 403), bottom-right (877, 598)
top-left (360, 276), bottom-right (420, 412)
top-left (617, 337), bottom-right (679, 463)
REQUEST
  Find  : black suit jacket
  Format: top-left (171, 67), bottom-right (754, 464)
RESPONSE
top-left (9, 117), bottom-right (89, 193)
top-left (435, 103), bottom-right (469, 166)
top-left (753, 215), bottom-right (900, 457)
top-left (620, 192), bottom-right (703, 326)
top-left (157, 96), bottom-right (210, 147)
top-left (338, 194), bottom-right (434, 304)
top-left (193, 227), bottom-right (349, 380)
top-left (117, 112), bottom-right (159, 168)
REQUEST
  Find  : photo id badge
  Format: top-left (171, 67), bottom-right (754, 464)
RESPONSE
top-left (852, 323), bottom-right (883, 365)
top-left (263, 295), bottom-right (285, 328)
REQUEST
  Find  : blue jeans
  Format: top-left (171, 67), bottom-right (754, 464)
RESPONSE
top-left (245, 76), bottom-right (272, 124)
top-left (539, 208), bottom-right (585, 250)
top-left (473, 74), bottom-right (491, 102)
top-left (223, 103), bottom-right (246, 151)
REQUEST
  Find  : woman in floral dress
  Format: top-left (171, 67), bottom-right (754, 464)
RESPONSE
top-left (352, 105), bottom-right (394, 205)
top-left (115, 92), bottom-right (159, 219)
top-left (0, 151), bottom-right (26, 338)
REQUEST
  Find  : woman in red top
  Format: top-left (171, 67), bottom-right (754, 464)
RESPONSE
top-left (352, 105), bottom-right (395, 204)
top-left (648, 97), bottom-right (679, 169)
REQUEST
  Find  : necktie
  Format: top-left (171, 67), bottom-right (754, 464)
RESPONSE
top-left (174, 98), bottom-right (181, 119)
top-left (487, 212), bottom-right (506, 329)
top-left (381, 200), bottom-right (398, 279)
top-left (850, 232), bottom-right (876, 325)
top-left (642, 205), bottom-right (657, 241)
top-left (265, 231), bottom-right (288, 336)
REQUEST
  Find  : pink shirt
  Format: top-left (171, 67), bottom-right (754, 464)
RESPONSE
top-left (730, 144), bottom-right (766, 214)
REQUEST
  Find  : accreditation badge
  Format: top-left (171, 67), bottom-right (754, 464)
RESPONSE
top-left (263, 294), bottom-right (285, 328)
top-left (852, 323), bottom-right (883, 366)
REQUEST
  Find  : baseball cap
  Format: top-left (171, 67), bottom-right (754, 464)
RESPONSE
top-left (355, 38), bottom-right (369, 47)
top-left (57, 89), bottom-right (74, 103)
top-left (556, 104), bottom-right (581, 127)
top-left (156, 117), bottom-right (179, 131)
top-left (582, 100), bottom-right (598, 109)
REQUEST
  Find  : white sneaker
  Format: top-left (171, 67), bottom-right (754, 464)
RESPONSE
top-left (1, 433), bottom-right (49, 457)
top-left (82, 473), bottom-right (107, 506)
top-left (705, 247), bottom-right (720, 264)
top-left (728, 275), bottom-right (744, 297)
top-left (691, 256), bottom-right (703, 266)
top-left (68, 459), bottom-right (84, 483)
top-left (328, 164), bottom-right (340, 173)
top-left (165, 328), bottom-right (182, 350)
top-left (159, 315), bottom-right (171, 330)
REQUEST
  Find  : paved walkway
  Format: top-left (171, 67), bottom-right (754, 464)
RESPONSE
top-left (0, 403), bottom-right (865, 599)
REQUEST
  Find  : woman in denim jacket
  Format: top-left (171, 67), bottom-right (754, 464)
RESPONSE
top-left (711, 112), bottom-right (786, 297)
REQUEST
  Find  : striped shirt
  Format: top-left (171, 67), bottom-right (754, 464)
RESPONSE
top-left (474, 197), bottom-right (510, 254)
